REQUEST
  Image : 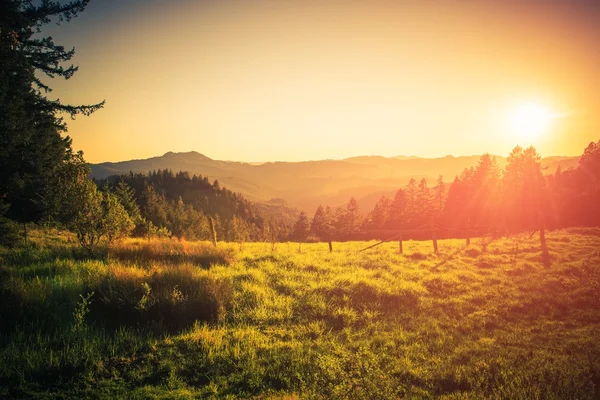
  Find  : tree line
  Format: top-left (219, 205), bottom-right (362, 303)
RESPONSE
top-left (2, 1), bottom-right (600, 251)
top-left (292, 142), bottom-right (600, 243)
top-left (97, 170), bottom-right (293, 245)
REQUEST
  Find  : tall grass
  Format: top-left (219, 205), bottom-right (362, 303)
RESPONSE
top-left (1, 228), bottom-right (600, 398)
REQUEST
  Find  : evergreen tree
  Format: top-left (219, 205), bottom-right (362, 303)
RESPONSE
top-left (388, 189), bottom-right (406, 229)
top-left (310, 205), bottom-right (329, 240)
top-left (170, 196), bottom-right (189, 239)
top-left (433, 175), bottom-right (446, 218)
top-left (0, 0), bottom-right (103, 224)
top-left (140, 185), bottom-right (169, 230)
top-left (472, 154), bottom-right (501, 228)
top-left (366, 196), bottom-right (390, 230)
top-left (345, 197), bottom-right (362, 234)
top-left (333, 206), bottom-right (346, 238)
top-left (404, 178), bottom-right (418, 227)
top-left (416, 178), bottom-right (431, 226)
top-left (292, 211), bottom-right (309, 251)
top-left (502, 146), bottom-right (544, 231)
top-left (113, 181), bottom-right (141, 223)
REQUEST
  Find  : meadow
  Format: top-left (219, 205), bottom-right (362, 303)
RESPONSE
top-left (1, 228), bottom-right (600, 399)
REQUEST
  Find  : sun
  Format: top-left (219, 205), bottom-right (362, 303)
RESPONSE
top-left (509, 102), bottom-right (553, 141)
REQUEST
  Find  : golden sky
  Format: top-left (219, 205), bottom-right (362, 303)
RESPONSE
top-left (47, 0), bottom-right (600, 163)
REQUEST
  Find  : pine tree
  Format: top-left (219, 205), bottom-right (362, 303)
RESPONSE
top-left (472, 154), bottom-right (501, 228)
top-left (388, 189), bottom-right (406, 229)
top-left (502, 146), bottom-right (544, 231)
top-left (0, 1), bottom-right (103, 224)
top-left (333, 206), bottom-right (346, 238)
top-left (345, 197), bottom-right (362, 234)
top-left (366, 196), bottom-right (390, 230)
top-left (140, 185), bottom-right (169, 230)
top-left (404, 178), bottom-right (418, 227)
top-left (170, 197), bottom-right (189, 239)
top-left (310, 205), bottom-right (329, 240)
top-left (292, 211), bottom-right (309, 251)
top-left (416, 178), bottom-right (431, 226)
top-left (433, 175), bottom-right (446, 218)
top-left (114, 181), bottom-right (142, 223)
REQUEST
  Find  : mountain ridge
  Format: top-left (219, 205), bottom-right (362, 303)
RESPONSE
top-left (91, 151), bottom-right (579, 213)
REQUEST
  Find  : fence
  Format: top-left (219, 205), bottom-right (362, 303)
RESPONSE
top-left (357, 218), bottom-right (550, 267)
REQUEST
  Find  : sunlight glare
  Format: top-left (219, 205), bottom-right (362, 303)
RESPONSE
top-left (509, 102), bottom-right (553, 142)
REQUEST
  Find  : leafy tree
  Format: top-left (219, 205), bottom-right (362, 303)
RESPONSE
top-left (69, 179), bottom-right (104, 254)
top-left (101, 191), bottom-right (134, 247)
top-left (263, 217), bottom-right (284, 251)
top-left (65, 180), bottom-right (133, 253)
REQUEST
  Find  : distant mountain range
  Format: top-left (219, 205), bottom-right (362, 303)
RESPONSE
top-left (91, 152), bottom-right (579, 213)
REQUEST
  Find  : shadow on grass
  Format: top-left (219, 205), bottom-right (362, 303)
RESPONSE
top-left (110, 249), bottom-right (231, 269)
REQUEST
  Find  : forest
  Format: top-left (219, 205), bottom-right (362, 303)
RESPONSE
top-left (307, 141), bottom-right (600, 242)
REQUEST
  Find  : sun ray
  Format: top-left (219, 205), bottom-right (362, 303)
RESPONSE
top-left (509, 102), bottom-right (554, 142)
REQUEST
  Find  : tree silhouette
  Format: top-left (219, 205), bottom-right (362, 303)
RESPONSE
top-left (311, 205), bottom-right (330, 240)
top-left (0, 0), bottom-right (103, 226)
top-left (292, 211), bottom-right (310, 251)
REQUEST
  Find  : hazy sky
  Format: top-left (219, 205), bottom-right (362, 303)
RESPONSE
top-left (45, 0), bottom-right (600, 163)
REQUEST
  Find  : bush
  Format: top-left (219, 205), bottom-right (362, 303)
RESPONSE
top-left (67, 182), bottom-right (134, 254)
top-left (94, 264), bottom-right (234, 330)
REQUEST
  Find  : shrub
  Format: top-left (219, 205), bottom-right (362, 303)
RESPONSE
top-left (94, 264), bottom-right (234, 330)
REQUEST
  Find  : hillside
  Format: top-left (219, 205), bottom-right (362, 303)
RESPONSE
top-left (91, 152), bottom-right (579, 212)
top-left (1, 229), bottom-right (600, 398)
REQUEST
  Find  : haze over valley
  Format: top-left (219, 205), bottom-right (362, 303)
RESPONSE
top-left (92, 151), bottom-right (578, 211)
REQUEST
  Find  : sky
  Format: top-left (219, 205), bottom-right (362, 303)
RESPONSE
top-left (44, 0), bottom-right (600, 163)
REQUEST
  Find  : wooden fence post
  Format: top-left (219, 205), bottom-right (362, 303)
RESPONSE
top-left (399, 236), bottom-right (403, 254)
top-left (431, 218), bottom-right (438, 254)
top-left (466, 219), bottom-right (471, 246)
top-left (209, 216), bottom-right (217, 248)
top-left (539, 216), bottom-right (550, 267)
top-left (328, 236), bottom-right (333, 252)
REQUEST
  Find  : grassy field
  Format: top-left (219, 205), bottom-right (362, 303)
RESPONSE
top-left (1, 228), bottom-right (600, 399)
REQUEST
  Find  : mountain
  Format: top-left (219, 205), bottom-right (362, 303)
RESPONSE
top-left (91, 152), bottom-right (579, 213)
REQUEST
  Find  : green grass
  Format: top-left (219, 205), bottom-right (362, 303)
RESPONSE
top-left (1, 229), bottom-right (600, 398)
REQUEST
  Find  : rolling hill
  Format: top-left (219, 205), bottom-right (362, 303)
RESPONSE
top-left (91, 152), bottom-right (579, 213)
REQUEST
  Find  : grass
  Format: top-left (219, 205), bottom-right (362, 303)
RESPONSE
top-left (1, 228), bottom-right (600, 398)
